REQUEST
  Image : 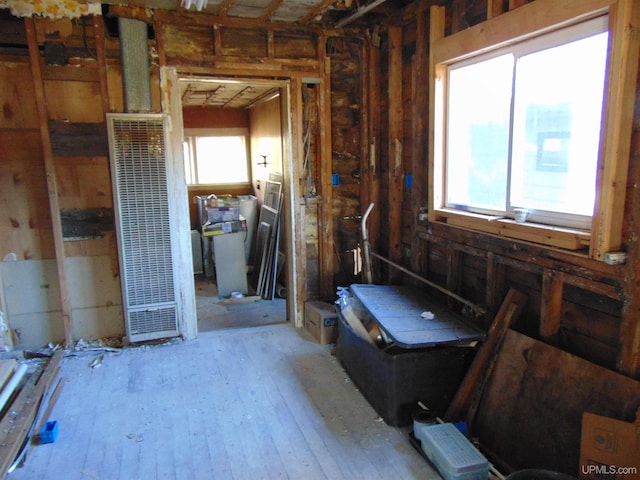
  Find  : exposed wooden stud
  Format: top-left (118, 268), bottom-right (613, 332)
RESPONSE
top-left (359, 42), bottom-right (370, 202)
top-left (446, 247), bottom-right (461, 310)
top-left (25, 17), bottom-right (73, 348)
top-left (486, 253), bottom-right (506, 316)
top-left (387, 26), bottom-right (403, 283)
top-left (591, 0), bottom-right (640, 260)
top-left (540, 268), bottom-right (564, 340)
top-left (619, 260), bottom-right (640, 378)
top-left (487, 0), bottom-right (507, 18)
top-left (450, 0), bottom-right (467, 33)
top-left (289, 76), bottom-right (307, 326)
top-left (267, 30), bottom-right (275, 57)
top-left (366, 42), bottom-right (381, 270)
top-left (213, 25), bottom-right (221, 56)
top-left (508, 0), bottom-right (529, 10)
top-left (318, 50), bottom-right (334, 298)
top-left (92, 15), bottom-right (110, 114)
top-left (427, 5), bottom-right (445, 221)
top-left (411, 8), bottom-right (428, 276)
top-left (153, 12), bottom-right (168, 67)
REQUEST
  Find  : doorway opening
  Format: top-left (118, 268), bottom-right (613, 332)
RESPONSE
top-left (177, 76), bottom-right (293, 332)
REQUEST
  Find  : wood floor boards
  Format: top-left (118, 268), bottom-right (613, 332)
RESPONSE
top-left (7, 324), bottom-right (437, 480)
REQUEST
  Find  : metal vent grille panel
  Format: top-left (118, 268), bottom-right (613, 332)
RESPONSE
top-left (128, 306), bottom-right (179, 341)
top-left (108, 115), bottom-right (179, 341)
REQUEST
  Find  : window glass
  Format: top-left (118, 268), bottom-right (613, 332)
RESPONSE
top-left (511, 32), bottom-right (608, 219)
top-left (183, 136), bottom-right (250, 185)
top-left (446, 54), bottom-right (514, 212)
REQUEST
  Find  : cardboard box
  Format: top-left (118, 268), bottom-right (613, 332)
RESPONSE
top-left (580, 410), bottom-right (640, 479)
top-left (305, 301), bottom-right (338, 344)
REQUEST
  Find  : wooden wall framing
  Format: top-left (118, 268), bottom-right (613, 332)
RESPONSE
top-left (357, 0), bottom-right (640, 379)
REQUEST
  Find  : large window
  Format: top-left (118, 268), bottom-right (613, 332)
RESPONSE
top-left (183, 135), bottom-right (250, 185)
top-left (430, 0), bottom-right (640, 257)
top-left (445, 17), bottom-right (608, 230)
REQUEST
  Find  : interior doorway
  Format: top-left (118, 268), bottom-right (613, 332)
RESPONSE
top-left (177, 76), bottom-right (293, 332)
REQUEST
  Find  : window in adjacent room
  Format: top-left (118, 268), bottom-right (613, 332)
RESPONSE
top-left (183, 135), bottom-right (250, 185)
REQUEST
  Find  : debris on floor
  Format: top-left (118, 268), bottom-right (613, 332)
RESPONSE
top-left (0, 352), bottom-right (63, 478)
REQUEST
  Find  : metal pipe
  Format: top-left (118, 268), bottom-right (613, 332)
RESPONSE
top-left (335, 0), bottom-right (389, 28)
top-left (369, 251), bottom-right (487, 316)
top-left (361, 203), bottom-right (374, 284)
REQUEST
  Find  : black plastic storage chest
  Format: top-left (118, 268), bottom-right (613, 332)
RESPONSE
top-left (336, 284), bottom-right (485, 427)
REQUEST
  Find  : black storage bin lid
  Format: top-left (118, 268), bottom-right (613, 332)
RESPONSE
top-left (349, 284), bottom-right (485, 349)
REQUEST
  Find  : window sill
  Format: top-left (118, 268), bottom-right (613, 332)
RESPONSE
top-left (432, 208), bottom-right (591, 251)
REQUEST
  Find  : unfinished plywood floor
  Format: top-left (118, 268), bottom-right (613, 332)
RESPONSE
top-left (195, 275), bottom-right (288, 331)
top-left (8, 324), bottom-right (438, 480)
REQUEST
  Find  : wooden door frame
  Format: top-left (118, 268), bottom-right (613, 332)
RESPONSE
top-left (162, 67), bottom-right (302, 332)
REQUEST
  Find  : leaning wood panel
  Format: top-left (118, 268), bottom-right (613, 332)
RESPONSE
top-left (473, 329), bottom-right (640, 476)
top-left (0, 351), bottom-right (62, 479)
top-left (445, 288), bottom-right (527, 423)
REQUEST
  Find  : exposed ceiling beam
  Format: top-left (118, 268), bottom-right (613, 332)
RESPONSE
top-left (301, 0), bottom-right (338, 25)
top-left (260, 0), bottom-right (287, 20)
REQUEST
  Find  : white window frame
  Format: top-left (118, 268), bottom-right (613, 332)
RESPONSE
top-left (429, 0), bottom-right (640, 258)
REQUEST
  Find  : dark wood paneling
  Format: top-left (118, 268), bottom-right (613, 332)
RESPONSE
top-left (49, 121), bottom-right (108, 157)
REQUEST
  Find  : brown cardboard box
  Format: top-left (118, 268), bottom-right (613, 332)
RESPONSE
top-left (579, 410), bottom-right (640, 479)
top-left (304, 301), bottom-right (338, 344)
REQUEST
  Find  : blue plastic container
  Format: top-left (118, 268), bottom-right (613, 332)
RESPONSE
top-left (414, 422), bottom-right (489, 480)
top-left (40, 420), bottom-right (59, 444)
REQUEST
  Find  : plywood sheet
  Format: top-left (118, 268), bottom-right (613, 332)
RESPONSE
top-left (0, 130), bottom-right (54, 260)
top-left (473, 329), bottom-right (640, 476)
top-left (0, 59), bottom-right (39, 129)
top-left (7, 311), bottom-right (65, 348)
top-left (66, 255), bottom-right (121, 310)
top-left (0, 259), bottom-right (61, 316)
top-left (43, 80), bottom-right (103, 122)
top-left (55, 156), bottom-right (113, 210)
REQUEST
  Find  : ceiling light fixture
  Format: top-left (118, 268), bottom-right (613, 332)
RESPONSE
top-left (181, 0), bottom-right (208, 11)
